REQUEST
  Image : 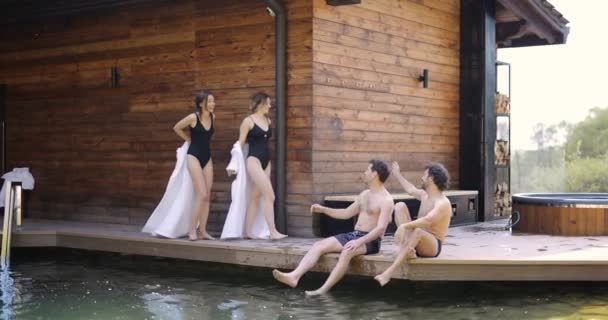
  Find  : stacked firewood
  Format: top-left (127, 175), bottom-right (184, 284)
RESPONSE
top-left (494, 182), bottom-right (511, 216)
top-left (494, 139), bottom-right (510, 165)
top-left (495, 93), bottom-right (510, 114)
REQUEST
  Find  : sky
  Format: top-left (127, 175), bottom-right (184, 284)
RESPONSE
top-left (497, 0), bottom-right (608, 151)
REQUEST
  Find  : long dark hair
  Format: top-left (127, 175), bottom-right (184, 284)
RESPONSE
top-left (249, 91), bottom-right (271, 123)
top-left (249, 92), bottom-right (270, 114)
top-left (194, 90), bottom-right (212, 114)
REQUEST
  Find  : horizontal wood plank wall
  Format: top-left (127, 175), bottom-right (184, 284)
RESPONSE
top-left (284, 1), bottom-right (314, 237)
top-left (0, 0), bottom-right (314, 235)
top-left (310, 0), bottom-right (460, 219)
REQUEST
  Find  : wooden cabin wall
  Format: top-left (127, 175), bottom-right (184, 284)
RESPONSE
top-left (0, 0), bottom-right (461, 237)
top-left (310, 0), bottom-right (461, 210)
top-left (0, 0), bottom-right (314, 234)
top-left (284, 0), bottom-right (314, 237)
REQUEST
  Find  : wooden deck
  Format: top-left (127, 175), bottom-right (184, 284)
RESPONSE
top-left (3, 219), bottom-right (608, 281)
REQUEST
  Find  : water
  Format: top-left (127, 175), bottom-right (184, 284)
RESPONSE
top-left (0, 250), bottom-right (607, 320)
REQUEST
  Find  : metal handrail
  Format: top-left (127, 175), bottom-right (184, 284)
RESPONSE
top-left (1, 181), bottom-right (22, 264)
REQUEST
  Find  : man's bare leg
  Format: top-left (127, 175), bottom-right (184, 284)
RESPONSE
top-left (393, 202), bottom-right (412, 227)
top-left (305, 245), bottom-right (367, 296)
top-left (375, 228), bottom-right (438, 286)
top-left (273, 237), bottom-right (342, 288)
top-left (374, 228), bottom-right (414, 286)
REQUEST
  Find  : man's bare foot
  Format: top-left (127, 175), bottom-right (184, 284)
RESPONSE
top-left (272, 269), bottom-right (298, 288)
top-left (270, 232), bottom-right (288, 240)
top-left (374, 273), bottom-right (391, 287)
top-left (406, 247), bottom-right (417, 260)
top-left (198, 230), bottom-right (216, 240)
top-left (305, 289), bottom-right (326, 296)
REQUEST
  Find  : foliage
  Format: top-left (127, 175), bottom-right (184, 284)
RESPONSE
top-left (565, 157), bottom-right (608, 192)
top-left (513, 107), bottom-right (608, 193)
top-left (564, 108), bottom-right (608, 160)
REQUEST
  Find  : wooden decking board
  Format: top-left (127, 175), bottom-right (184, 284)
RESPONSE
top-left (3, 219), bottom-right (608, 281)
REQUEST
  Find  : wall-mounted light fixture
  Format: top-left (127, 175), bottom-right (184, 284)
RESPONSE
top-left (110, 66), bottom-right (120, 89)
top-left (326, 0), bottom-right (361, 6)
top-left (418, 69), bottom-right (429, 88)
top-left (266, 7), bottom-right (276, 17)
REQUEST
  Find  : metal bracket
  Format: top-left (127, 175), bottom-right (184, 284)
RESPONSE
top-left (1, 181), bottom-right (23, 264)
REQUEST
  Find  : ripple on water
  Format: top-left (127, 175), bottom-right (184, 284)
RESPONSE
top-left (1, 260), bottom-right (607, 320)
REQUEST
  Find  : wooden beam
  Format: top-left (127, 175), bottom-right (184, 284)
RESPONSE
top-left (495, 2), bottom-right (519, 23)
top-left (496, 21), bottom-right (528, 42)
top-left (495, 0), bottom-right (569, 46)
top-left (499, 34), bottom-right (561, 49)
top-left (326, 0), bottom-right (361, 6)
top-left (0, 0), bottom-right (161, 23)
top-left (460, 0), bottom-right (497, 222)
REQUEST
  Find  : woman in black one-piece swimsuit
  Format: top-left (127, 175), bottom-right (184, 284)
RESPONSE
top-left (233, 92), bottom-right (287, 240)
top-left (173, 90), bottom-right (216, 241)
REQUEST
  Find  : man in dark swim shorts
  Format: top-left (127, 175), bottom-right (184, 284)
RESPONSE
top-left (272, 160), bottom-right (394, 295)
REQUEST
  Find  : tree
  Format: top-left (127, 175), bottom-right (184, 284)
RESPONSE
top-left (564, 107), bottom-right (608, 160)
top-left (530, 122), bottom-right (565, 166)
top-left (513, 107), bottom-right (608, 193)
top-left (566, 157), bottom-right (608, 192)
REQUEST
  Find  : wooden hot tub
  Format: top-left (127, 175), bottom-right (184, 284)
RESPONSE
top-left (512, 193), bottom-right (608, 236)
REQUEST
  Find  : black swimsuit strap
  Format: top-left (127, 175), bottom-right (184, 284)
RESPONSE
top-left (196, 112), bottom-right (214, 129)
top-left (249, 116), bottom-right (259, 131)
top-left (249, 116), bottom-right (270, 132)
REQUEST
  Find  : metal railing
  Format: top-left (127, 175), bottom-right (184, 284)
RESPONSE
top-left (1, 181), bottom-right (22, 264)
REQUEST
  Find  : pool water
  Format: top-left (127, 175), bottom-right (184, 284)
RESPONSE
top-left (1, 249), bottom-right (607, 320)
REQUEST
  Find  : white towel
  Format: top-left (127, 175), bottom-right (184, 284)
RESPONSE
top-left (0, 167), bottom-right (35, 208)
top-left (221, 141), bottom-right (270, 239)
top-left (142, 142), bottom-right (196, 239)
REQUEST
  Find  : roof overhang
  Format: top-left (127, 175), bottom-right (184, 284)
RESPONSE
top-left (496, 0), bottom-right (570, 48)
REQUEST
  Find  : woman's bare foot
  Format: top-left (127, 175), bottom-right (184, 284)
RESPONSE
top-left (374, 273), bottom-right (391, 287)
top-left (188, 229), bottom-right (198, 241)
top-left (197, 230), bottom-right (216, 240)
top-left (272, 269), bottom-right (298, 288)
top-left (305, 289), bottom-right (326, 296)
top-left (270, 231), bottom-right (288, 240)
top-left (244, 234), bottom-right (258, 240)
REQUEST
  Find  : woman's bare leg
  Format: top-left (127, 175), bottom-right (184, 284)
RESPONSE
top-left (246, 158), bottom-right (287, 240)
top-left (245, 185), bottom-right (262, 239)
top-left (197, 160), bottom-right (214, 240)
top-left (186, 155), bottom-right (209, 241)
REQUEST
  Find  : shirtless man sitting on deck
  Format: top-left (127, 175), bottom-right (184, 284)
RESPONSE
top-left (375, 161), bottom-right (452, 287)
top-left (272, 160), bottom-right (394, 296)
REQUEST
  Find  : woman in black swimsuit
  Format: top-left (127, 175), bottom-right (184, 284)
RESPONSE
top-left (236, 92), bottom-right (287, 240)
top-left (173, 90), bottom-right (216, 241)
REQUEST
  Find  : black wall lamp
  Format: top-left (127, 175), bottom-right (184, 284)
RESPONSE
top-left (266, 7), bottom-right (275, 16)
top-left (418, 69), bottom-right (429, 88)
top-left (110, 66), bottom-right (120, 89)
top-left (327, 0), bottom-right (361, 6)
